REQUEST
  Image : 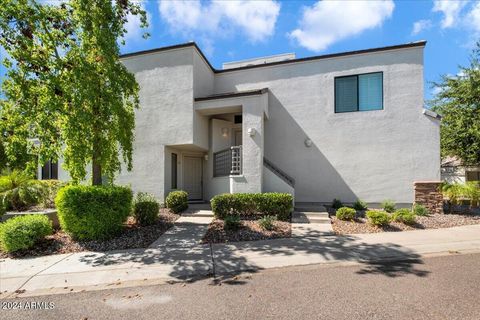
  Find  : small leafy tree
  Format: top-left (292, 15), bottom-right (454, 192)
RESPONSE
top-left (0, 0), bottom-right (148, 184)
top-left (431, 42), bottom-right (480, 166)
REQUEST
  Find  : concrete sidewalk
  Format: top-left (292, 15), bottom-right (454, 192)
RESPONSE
top-left (2, 222), bottom-right (480, 297)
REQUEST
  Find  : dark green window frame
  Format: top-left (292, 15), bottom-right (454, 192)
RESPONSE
top-left (334, 72), bottom-right (384, 113)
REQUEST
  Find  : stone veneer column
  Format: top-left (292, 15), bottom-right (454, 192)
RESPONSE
top-left (414, 181), bottom-right (444, 214)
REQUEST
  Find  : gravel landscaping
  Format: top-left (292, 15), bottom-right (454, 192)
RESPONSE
top-left (0, 209), bottom-right (179, 259)
top-left (202, 219), bottom-right (291, 244)
top-left (332, 213), bottom-right (480, 234)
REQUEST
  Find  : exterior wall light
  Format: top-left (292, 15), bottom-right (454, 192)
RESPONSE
top-left (247, 128), bottom-right (256, 137)
top-left (204, 154), bottom-right (209, 161)
top-left (221, 127), bottom-right (229, 137)
top-left (305, 138), bottom-right (312, 147)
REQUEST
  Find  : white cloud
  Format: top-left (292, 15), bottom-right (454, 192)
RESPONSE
top-left (467, 2), bottom-right (480, 33)
top-left (433, 0), bottom-right (467, 29)
top-left (158, 0), bottom-right (280, 42)
top-left (123, 2), bottom-right (151, 42)
top-left (412, 19), bottom-right (432, 35)
top-left (288, 0), bottom-right (394, 52)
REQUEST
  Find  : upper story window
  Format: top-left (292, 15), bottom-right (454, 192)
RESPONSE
top-left (335, 72), bottom-right (383, 113)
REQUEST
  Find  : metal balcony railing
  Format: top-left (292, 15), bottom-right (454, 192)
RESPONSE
top-left (213, 146), bottom-right (242, 177)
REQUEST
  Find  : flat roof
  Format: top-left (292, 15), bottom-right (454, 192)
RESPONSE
top-left (120, 41), bottom-right (427, 74)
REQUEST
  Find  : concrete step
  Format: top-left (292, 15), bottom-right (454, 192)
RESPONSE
top-left (181, 210), bottom-right (214, 218)
top-left (294, 205), bottom-right (327, 212)
top-left (292, 211), bottom-right (331, 224)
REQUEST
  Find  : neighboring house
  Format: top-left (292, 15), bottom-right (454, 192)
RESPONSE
top-left (441, 156), bottom-right (480, 183)
top-left (45, 41), bottom-right (441, 206)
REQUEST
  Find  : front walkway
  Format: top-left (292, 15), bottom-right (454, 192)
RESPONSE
top-left (2, 208), bottom-right (480, 297)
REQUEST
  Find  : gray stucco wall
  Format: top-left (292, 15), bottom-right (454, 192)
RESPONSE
top-left (213, 46), bottom-right (440, 203)
top-left (115, 47), bottom-right (198, 200)
top-left (49, 44), bottom-right (439, 205)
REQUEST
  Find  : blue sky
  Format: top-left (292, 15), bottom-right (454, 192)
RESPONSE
top-left (2, 0), bottom-right (480, 101)
top-left (118, 0), bottom-right (479, 101)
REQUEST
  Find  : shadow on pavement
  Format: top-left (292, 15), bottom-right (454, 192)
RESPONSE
top-left (77, 223), bottom-right (429, 283)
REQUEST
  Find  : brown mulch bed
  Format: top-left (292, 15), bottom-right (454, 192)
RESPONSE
top-left (332, 213), bottom-right (480, 235)
top-left (0, 208), bottom-right (179, 259)
top-left (202, 219), bottom-right (291, 244)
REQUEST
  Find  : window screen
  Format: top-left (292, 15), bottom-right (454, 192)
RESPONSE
top-left (335, 72), bottom-right (383, 113)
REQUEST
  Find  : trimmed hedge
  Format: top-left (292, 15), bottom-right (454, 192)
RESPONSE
top-left (0, 215), bottom-right (53, 252)
top-left (55, 185), bottom-right (132, 240)
top-left (210, 193), bottom-right (293, 221)
top-left (366, 210), bottom-right (391, 226)
top-left (336, 207), bottom-right (356, 221)
top-left (133, 192), bottom-right (160, 226)
top-left (165, 190), bottom-right (188, 213)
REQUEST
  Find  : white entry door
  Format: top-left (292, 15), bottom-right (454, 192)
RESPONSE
top-left (183, 156), bottom-right (203, 200)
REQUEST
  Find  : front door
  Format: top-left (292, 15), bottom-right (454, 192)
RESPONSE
top-left (183, 156), bottom-right (203, 200)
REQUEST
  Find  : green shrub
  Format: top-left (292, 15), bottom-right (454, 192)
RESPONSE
top-left (392, 209), bottom-right (416, 225)
top-left (353, 199), bottom-right (368, 211)
top-left (55, 185), bottom-right (132, 240)
top-left (258, 215), bottom-right (277, 231)
top-left (331, 198), bottom-right (343, 210)
top-left (336, 207), bottom-right (356, 221)
top-left (0, 170), bottom-right (44, 211)
top-left (133, 192), bottom-right (160, 226)
top-left (381, 200), bottom-right (396, 213)
top-left (224, 215), bottom-right (241, 230)
top-left (0, 215), bottom-right (53, 252)
top-left (38, 180), bottom-right (66, 208)
top-left (165, 190), bottom-right (188, 213)
top-left (210, 193), bottom-right (293, 221)
top-left (413, 204), bottom-right (429, 216)
top-left (366, 210), bottom-right (391, 226)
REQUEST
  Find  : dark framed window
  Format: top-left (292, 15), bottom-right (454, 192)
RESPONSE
top-left (171, 153), bottom-right (178, 189)
top-left (335, 72), bottom-right (383, 113)
top-left (466, 171), bottom-right (480, 182)
top-left (234, 114), bottom-right (242, 124)
top-left (41, 160), bottom-right (58, 180)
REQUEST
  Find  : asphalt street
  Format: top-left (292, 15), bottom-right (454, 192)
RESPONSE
top-left (1, 252), bottom-right (479, 320)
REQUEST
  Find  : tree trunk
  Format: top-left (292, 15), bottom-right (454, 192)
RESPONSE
top-left (92, 161), bottom-right (102, 185)
top-left (92, 133), bottom-right (102, 185)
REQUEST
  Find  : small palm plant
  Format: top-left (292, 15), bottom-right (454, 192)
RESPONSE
top-left (465, 182), bottom-right (480, 208)
top-left (0, 169), bottom-right (44, 211)
top-left (441, 182), bottom-right (464, 206)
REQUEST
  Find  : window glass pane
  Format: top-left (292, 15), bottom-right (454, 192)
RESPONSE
top-left (359, 73), bottom-right (382, 111)
top-left (171, 154), bottom-right (177, 189)
top-left (50, 162), bottom-right (58, 179)
top-left (335, 76), bottom-right (358, 112)
top-left (41, 161), bottom-right (50, 180)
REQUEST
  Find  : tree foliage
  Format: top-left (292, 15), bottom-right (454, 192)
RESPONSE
top-left (0, 0), bottom-right (148, 183)
top-left (431, 43), bottom-right (480, 166)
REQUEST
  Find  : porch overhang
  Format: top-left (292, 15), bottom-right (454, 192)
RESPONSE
top-left (194, 88), bottom-right (269, 118)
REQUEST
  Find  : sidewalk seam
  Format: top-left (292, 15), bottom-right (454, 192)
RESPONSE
top-left (5, 253), bottom-right (75, 298)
